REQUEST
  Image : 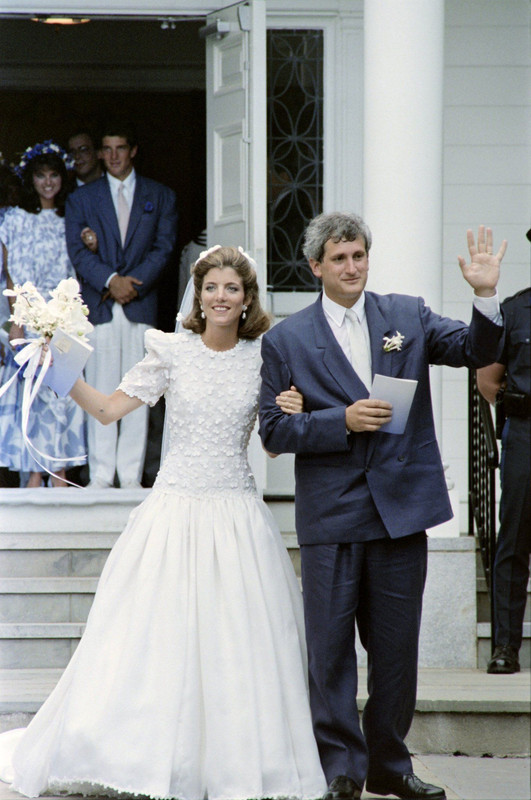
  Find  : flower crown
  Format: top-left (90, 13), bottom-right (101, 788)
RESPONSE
top-left (14, 140), bottom-right (74, 179)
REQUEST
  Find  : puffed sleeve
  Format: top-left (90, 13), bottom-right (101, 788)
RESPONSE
top-left (118, 329), bottom-right (174, 407)
top-left (0, 207), bottom-right (18, 250)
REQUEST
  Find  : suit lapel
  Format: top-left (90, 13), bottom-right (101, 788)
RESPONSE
top-left (124, 175), bottom-right (146, 249)
top-left (365, 292), bottom-right (396, 379)
top-left (364, 292), bottom-right (401, 462)
top-left (311, 296), bottom-right (367, 400)
top-left (98, 178), bottom-right (121, 245)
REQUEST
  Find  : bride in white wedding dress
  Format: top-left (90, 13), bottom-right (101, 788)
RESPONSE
top-left (0, 246), bottom-right (327, 800)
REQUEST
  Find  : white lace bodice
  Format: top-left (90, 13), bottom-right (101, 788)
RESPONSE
top-left (119, 330), bottom-right (261, 497)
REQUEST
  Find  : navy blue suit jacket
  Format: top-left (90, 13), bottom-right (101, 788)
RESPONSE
top-left (65, 175), bottom-right (178, 326)
top-left (259, 292), bottom-right (504, 544)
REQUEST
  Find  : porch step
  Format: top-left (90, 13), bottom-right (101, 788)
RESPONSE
top-left (477, 576), bottom-right (531, 621)
top-left (477, 621), bottom-right (531, 670)
top-left (1, 667), bottom-right (528, 757)
top-left (0, 577), bottom-right (97, 627)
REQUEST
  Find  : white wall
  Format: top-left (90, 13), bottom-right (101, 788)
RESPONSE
top-left (442, 0), bottom-right (531, 528)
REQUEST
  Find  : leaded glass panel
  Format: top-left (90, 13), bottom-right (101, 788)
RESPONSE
top-left (267, 29), bottom-right (323, 291)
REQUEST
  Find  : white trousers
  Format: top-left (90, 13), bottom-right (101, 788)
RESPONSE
top-left (84, 303), bottom-right (149, 486)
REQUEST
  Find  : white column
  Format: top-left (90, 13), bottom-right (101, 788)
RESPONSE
top-left (363, 0), bottom-right (444, 307)
top-left (363, 1), bottom-right (459, 534)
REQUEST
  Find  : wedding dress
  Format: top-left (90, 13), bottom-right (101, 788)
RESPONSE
top-left (0, 329), bottom-right (327, 800)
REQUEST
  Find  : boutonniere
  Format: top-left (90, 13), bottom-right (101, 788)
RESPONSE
top-left (143, 201), bottom-right (154, 213)
top-left (382, 331), bottom-right (405, 352)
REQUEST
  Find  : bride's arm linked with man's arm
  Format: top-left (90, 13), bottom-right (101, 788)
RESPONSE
top-left (69, 372), bottom-right (304, 428)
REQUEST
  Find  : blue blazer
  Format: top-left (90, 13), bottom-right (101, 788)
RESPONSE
top-left (65, 175), bottom-right (178, 326)
top-left (259, 292), bottom-right (504, 544)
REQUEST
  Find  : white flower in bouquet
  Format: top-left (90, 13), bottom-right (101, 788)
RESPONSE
top-left (4, 278), bottom-right (93, 342)
top-left (49, 276), bottom-right (83, 302)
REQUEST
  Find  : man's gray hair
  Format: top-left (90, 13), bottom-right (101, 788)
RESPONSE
top-left (302, 212), bottom-right (372, 262)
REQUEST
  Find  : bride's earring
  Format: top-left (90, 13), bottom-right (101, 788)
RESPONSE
top-left (200, 304), bottom-right (205, 319)
top-left (241, 305), bottom-right (248, 320)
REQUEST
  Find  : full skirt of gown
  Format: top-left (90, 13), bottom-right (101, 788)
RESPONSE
top-left (1, 489), bottom-right (326, 800)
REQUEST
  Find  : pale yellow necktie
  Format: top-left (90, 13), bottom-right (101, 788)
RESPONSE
top-left (117, 183), bottom-right (130, 246)
top-left (345, 308), bottom-right (372, 390)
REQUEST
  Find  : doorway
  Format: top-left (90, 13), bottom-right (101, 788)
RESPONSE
top-left (0, 16), bottom-right (207, 330)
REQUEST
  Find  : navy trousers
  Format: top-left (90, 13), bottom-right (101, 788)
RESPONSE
top-left (493, 417), bottom-right (531, 650)
top-left (300, 532), bottom-right (427, 790)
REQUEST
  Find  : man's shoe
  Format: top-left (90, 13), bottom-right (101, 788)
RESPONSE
top-left (487, 644), bottom-right (520, 674)
top-left (323, 775), bottom-right (361, 800)
top-left (366, 773), bottom-right (446, 799)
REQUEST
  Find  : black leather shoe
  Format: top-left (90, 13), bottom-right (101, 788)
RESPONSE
top-left (366, 773), bottom-right (446, 799)
top-left (323, 775), bottom-right (361, 800)
top-left (487, 644), bottom-right (520, 674)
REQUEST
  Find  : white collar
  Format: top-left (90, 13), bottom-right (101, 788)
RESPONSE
top-left (107, 168), bottom-right (136, 194)
top-left (322, 290), bottom-right (366, 327)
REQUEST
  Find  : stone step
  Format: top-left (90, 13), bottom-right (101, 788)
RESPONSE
top-left (0, 623), bottom-right (83, 669)
top-left (0, 577), bottom-right (98, 624)
top-left (0, 487), bottom-right (147, 533)
top-left (1, 667), bottom-right (528, 757)
top-left (476, 577), bottom-right (531, 622)
top-left (0, 489), bottom-right (489, 672)
top-left (476, 621), bottom-right (531, 670)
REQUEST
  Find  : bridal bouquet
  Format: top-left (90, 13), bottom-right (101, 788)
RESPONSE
top-left (4, 277), bottom-right (93, 343)
top-left (0, 278), bottom-right (93, 483)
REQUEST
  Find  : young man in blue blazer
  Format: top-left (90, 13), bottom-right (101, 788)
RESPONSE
top-left (259, 212), bottom-right (506, 800)
top-left (66, 121), bottom-right (178, 488)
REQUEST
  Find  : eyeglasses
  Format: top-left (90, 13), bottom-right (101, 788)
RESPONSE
top-left (68, 145), bottom-right (94, 157)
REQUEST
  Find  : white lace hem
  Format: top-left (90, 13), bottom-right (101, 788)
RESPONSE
top-left (45, 776), bottom-right (323, 800)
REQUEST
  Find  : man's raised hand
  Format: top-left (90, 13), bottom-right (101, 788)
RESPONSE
top-left (458, 225), bottom-right (507, 297)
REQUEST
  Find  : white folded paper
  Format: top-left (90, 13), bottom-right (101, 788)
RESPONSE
top-left (369, 373), bottom-right (418, 434)
top-left (44, 329), bottom-right (93, 397)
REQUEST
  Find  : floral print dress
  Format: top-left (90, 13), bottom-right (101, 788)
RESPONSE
top-left (0, 207), bottom-right (86, 474)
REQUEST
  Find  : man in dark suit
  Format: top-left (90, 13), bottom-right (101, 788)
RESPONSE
top-left (65, 121), bottom-right (178, 488)
top-left (67, 127), bottom-right (104, 187)
top-left (259, 212), bottom-right (506, 800)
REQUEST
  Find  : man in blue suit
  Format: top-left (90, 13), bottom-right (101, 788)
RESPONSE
top-left (66, 121), bottom-right (178, 488)
top-left (259, 213), bottom-right (506, 800)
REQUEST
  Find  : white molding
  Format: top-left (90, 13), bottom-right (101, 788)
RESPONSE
top-left (0, 2), bottom-right (216, 15)
top-left (7, 0), bottom-right (362, 14)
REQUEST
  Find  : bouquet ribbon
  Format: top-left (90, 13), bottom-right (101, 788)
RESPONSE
top-left (0, 338), bottom-right (86, 487)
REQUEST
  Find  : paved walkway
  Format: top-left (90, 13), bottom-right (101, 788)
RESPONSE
top-left (0, 669), bottom-right (529, 800)
top-left (0, 755), bottom-right (529, 800)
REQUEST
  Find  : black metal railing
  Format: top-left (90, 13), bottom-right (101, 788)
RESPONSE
top-left (468, 370), bottom-right (499, 650)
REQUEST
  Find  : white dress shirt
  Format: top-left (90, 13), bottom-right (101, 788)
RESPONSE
top-left (321, 290), bottom-right (371, 364)
top-left (107, 168), bottom-right (136, 218)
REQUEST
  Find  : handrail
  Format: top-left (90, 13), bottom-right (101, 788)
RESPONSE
top-left (479, 394), bottom-right (499, 470)
top-left (468, 370), bottom-right (499, 655)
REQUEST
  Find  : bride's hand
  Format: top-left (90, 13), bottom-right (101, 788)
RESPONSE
top-left (81, 227), bottom-right (98, 253)
top-left (276, 385), bottom-right (304, 415)
top-left (38, 339), bottom-right (53, 367)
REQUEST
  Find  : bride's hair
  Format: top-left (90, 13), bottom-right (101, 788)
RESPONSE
top-left (182, 246), bottom-right (271, 339)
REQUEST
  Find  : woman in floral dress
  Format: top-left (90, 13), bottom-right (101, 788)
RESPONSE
top-left (0, 142), bottom-right (86, 486)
